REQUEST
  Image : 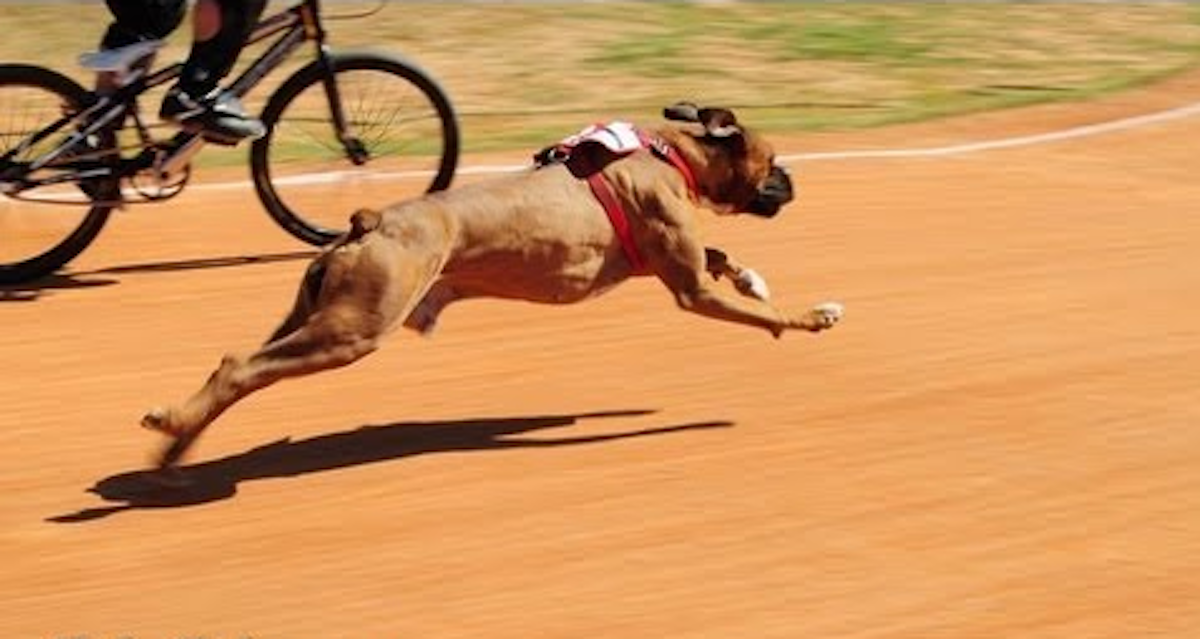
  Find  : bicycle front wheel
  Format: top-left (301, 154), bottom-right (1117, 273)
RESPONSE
top-left (251, 51), bottom-right (459, 246)
top-left (0, 64), bottom-right (117, 285)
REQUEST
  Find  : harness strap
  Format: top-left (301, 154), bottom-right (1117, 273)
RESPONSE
top-left (637, 130), bottom-right (700, 199)
top-left (545, 125), bottom-right (698, 275)
top-left (586, 172), bottom-right (647, 274)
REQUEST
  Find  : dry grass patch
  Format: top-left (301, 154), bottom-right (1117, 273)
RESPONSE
top-left (2, 1), bottom-right (1198, 154)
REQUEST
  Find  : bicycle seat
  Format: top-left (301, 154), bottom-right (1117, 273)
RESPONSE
top-left (79, 40), bottom-right (163, 83)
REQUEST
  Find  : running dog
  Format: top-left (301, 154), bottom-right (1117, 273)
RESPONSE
top-left (143, 103), bottom-right (844, 468)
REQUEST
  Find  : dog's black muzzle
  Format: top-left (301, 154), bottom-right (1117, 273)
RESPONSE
top-left (746, 165), bottom-right (794, 218)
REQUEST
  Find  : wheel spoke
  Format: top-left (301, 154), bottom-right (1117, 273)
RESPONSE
top-left (252, 56), bottom-right (458, 247)
top-left (0, 66), bottom-right (115, 283)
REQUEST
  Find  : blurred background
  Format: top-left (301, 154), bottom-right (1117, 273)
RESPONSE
top-left (3, 0), bottom-right (1199, 157)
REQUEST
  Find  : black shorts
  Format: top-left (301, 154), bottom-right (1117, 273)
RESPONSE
top-left (101, 0), bottom-right (187, 49)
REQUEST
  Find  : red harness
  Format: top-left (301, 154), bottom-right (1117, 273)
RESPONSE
top-left (585, 129), bottom-right (699, 274)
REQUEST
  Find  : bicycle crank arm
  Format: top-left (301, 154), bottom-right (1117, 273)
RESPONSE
top-left (157, 134), bottom-right (206, 179)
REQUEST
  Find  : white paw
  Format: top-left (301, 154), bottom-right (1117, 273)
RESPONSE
top-left (810, 301), bottom-right (845, 329)
top-left (734, 268), bottom-right (771, 301)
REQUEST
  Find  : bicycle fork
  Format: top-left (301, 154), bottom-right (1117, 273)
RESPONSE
top-left (316, 47), bottom-right (369, 166)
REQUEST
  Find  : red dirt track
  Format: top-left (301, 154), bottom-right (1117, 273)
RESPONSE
top-left (4, 74), bottom-right (1200, 638)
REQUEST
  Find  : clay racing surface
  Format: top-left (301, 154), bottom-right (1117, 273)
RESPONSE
top-left (3, 74), bottom-right (1199, 638)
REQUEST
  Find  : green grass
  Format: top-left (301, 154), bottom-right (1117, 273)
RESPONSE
top-left (2, 1), bottom-right (1199, 161)
top-left (777, 18), bottom-right (934, 63)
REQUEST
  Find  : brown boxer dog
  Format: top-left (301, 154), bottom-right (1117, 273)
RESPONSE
top-left (143, 103), bottom-right (844, 469)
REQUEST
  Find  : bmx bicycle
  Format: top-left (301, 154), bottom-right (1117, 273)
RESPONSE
top-left (0, 0), bottom-right (459, 285)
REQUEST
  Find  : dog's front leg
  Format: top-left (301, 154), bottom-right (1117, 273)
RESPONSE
top-left (660, 246), bottom-right (842, 337)
top-left (674, 283), bottom-right (842, 337)
top-left (705, 247), bottom-right (771, 301)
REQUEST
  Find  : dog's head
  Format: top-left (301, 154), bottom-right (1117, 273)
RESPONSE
top-left (661, 102), bottom-right (794, 218)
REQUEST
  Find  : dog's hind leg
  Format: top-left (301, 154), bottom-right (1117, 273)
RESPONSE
top-left (146, 311), bottom-right (382, 468)
top-left (403, 279), bottom-right (465, 335)
top-left (144, 229), bottom-right (449, 468)
top-left (264, 258), bottom-right (327, 345)
top-left (265, 209), bottom-right (382, 344)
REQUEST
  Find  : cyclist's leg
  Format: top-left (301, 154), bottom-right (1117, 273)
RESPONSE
top-left (161, 0), bottom-right (268, 144)
top-left (179, 0), bottom-right (268, 88)
top-left (64, 0), bottom-right (183, 200)
top-left (98, 0), bottom-right (185, 93)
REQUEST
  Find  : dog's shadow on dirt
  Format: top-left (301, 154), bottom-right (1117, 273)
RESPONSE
top-left (49, 410), bottom-right (732, 523)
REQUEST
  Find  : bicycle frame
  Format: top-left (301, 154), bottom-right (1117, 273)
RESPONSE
top-left (1, 0), bottom-right (349, 202)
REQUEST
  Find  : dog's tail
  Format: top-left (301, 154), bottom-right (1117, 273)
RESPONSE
top-left (347, 207), bottom-right (382, 242)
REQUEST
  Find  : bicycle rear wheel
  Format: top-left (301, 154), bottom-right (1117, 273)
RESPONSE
top-left (0, 64), bottom-right (117, 285)
top-left (251, 51), bottom-right (459, 246)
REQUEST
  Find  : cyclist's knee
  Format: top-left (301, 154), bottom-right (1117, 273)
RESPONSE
top-left (101, 0), bottom-right (186, 49)
top-left (182, 0), bottom-right (268, 86)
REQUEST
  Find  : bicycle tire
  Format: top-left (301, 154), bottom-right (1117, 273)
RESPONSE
top-left (250, 51), bottom-right (460, 246)
top-left (0, 64), bottom-right (117, 285)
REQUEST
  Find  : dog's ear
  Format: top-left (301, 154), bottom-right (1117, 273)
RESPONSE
top-left (663, 102), bottom-right (701, 123)
top-left (697, 107), bottom-right (742, 139)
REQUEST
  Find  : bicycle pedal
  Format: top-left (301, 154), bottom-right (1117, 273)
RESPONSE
top-left (78, 40), bottom-right (163, 86)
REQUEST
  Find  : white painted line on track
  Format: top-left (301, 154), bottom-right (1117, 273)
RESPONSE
top-left (191, 99), bottom-right (1200, 193)
top-left (781, 99), bottom-right (1200, 162)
